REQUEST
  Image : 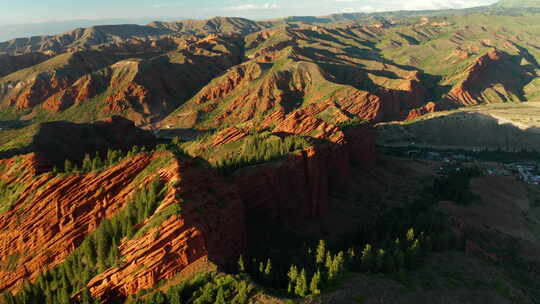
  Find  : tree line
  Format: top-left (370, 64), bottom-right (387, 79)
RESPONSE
top-left (53, 146), bottom-right (151, 175)
top-left (237, 188), bottom-right (461, 299)
top-left (213, 133), bottom-right (310, 176)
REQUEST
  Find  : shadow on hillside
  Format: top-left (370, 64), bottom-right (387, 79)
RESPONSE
top-left (462, 52), bottom-right (539, 103)
top-left (154, 128), bottom-right (210, 142)
top-left (0, 118), bottom-right (157, 171)
top-left (0, 120), bottom-right (31, 130)
top-left (298, 45), bottom-right (453, 105)
top-left (386, 111), bottom-right (540, 151)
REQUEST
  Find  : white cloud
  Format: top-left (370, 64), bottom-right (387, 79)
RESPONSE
top-left (225, 3), bottom-right (280, 11)
top-left (333, 0), bottom-right (498, 14)
top-left (342, 5), bottom-right (378, 13)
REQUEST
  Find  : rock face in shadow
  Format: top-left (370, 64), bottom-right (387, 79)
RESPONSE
top-left (233, 124), bottom-right (376, 227)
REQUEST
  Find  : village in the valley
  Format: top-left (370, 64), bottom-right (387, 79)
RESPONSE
top-left (389, 148), bottom-right (540, 185)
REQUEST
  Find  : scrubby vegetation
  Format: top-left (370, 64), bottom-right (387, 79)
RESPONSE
top-left (0, 180), bottom-right (25, 214)
top-left (213, 133), bottom-right (310, 175)
top-left (336, 118), bottom-right (367, 130)
top-left (126, 272), bottom-right (256, 304)
top-left (2, 178), bottom-right (166, 304)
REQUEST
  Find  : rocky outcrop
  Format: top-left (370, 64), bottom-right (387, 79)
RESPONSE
top-left (273, 111), bottom-right (345, 143)
top-left (406, 101), bottom-right (438, 120)
top-left (0, 121), bottom-right (376, 300)
top-left (211, 128), bottom-right (248, 147)
top-left (86, 158), bottom-right (246, 300)
top-left (233, 124), bottom-right (376, 226)
top-left (447, 50), bottom-right (505, 105)
top-left (0, 153), bottom-right (156, 292)
top-left (195, 63), bottom-right (264, 105)
top-left (446, 49), bottom-right (533, 105)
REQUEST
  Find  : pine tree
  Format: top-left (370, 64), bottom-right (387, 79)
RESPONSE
top-left (64, 159), bottom-right (73, 173)
top-left (360, 244), bottom-right (373, 272)
top-left (108, 239), bottom-right (119, 266)
top-left (309, 270), bottom-right (322, 295)
top-left (347, 247), bottom-right (356, 260)
top-left (91, 153), bottom-right (102, 171)
top-left (96, 228), bottom-right (110, 270)
top-left (238, 255), bottom-right (246, 273)
top-left (259, 261), bottom-right (264, 275)
top-left (264, 259), bottom-right (272, 277)
top-left (295, 269), bottom-right (308, 297)
top-left (287, 265), bottom-right (298, 294)
top-left (81, 238), bottom-right (96, 265)
top-left (406, 228), bottom-right (415, 243)
top-left (82, 154), bottom-right (92, 172)
top-left (315, 240), bottom-right (326, 265)
top-left (325, 253), bottom-right (333, 272)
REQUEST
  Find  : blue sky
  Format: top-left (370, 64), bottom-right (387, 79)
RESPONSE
top-left (1, 0), bottom-right (499, 26)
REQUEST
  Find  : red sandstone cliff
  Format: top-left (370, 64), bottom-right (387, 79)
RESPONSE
top-left (233, 124), bottom-right (376, 226)
top-left (85, 158), bottom-right (246, 300)
top-left (0, 153), bottom-right (155, 292)
top-left (0, 121), bottom-right (376, 301)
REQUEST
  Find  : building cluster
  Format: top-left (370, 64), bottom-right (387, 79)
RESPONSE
top-left (505, 162), bottom-right (540, 185)
top-left (402, 149), bottom-right (540, 185)
top-left (406, 150), bottom-right (475, 163)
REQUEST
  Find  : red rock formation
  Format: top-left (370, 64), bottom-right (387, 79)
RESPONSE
top-left (195, 63), bottom-right (264, 105)
top-left (273, 111), bottom-right (345, 143)
top-left (84, 123), bottom-right (376, 300)
top-left (0, 120), bottom-right (377, 300)
top-left (11, 75), bottom-right (72, 110)
top-left (446, 49), bottom-right (524, 105)
top-left (86, 159), bottom-right (246, 300)
top-left (406, 101), bottom-right (438, 120)
top-left (233, 124), bottom-right (376, 225)
top-left (0, 153), bottom-right (156, 292)
top-left (211, 128), bottom-right (248, 147)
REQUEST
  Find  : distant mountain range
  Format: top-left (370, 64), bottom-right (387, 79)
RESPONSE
top-left (2, 0), bottom-right (540, 43)
top-left (0, 17), bottom-right (182, 42)
top-left (494, 0), bottom-right (540, 7)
